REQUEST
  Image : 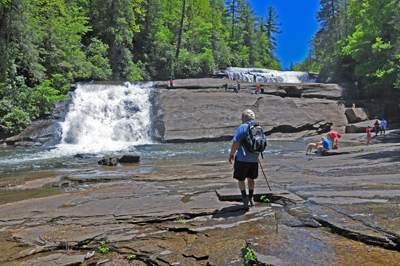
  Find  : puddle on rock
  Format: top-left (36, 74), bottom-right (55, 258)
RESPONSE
top-left (0, 187), bottom-right (63, 204)
top-left (181, 192), bottom-right (202, 203)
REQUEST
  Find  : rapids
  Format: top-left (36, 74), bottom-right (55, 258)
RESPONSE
top-left (226, 67), bottom-right (313, 83)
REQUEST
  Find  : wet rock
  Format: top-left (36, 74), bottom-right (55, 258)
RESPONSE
top-left (3, 176), bottom-right (63, 190)
top-left (119, 155), bottom-right (140, 163)
top-left (98, 156), bottom-right (119, 166)
top-left (257, 254), bottom-right (290, 266)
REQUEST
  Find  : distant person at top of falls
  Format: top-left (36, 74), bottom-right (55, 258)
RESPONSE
top-left (169, 78), bottom-right (174, 87)
top-left (253, 74), bottom-right (256, 83)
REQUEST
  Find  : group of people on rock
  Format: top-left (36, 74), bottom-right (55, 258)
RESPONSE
top-left (223, 81), bottom-right (264, 94)
top-left (366, 118), bottom-right (387, 145)
top-left (227, 108), bottom-right (392, 211)
top-left (315, 131), bottom-right (341, 156)
top-left (312, 118), bottom-right (389, 156)
top-left (224, 80), bottom-right (242, 93)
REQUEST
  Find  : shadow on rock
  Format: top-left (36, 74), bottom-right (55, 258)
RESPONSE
top-left (354, 149), bottom-right (400, 162)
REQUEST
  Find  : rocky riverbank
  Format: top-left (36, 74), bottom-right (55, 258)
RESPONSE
top-left (1, 139), bottom-right (400, 265)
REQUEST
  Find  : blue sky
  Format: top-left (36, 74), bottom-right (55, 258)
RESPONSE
top-left (247, 0), bottom-right (321, 70)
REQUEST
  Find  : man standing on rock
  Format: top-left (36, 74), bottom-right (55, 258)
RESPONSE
top-left (380, 118), bottom-right (387, 135)
top-left (229, 109), bottom-right (267, 210)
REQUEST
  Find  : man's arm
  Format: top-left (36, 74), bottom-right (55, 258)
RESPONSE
top-left (229, 141), bottom-right (240, 164)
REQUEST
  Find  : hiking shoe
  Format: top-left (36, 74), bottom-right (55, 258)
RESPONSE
top-left (249, 197), bottom-right (255, 207)
top-left (243, 197), bottom-right (249, 210)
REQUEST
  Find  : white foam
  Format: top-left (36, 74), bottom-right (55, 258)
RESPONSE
top-left (54, 82), bottom-right (154, 154)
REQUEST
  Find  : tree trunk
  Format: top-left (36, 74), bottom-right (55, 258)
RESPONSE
top-left (175, 0), bottom-right (186, 59)
top-left (231, 0), bottom-right (235, 40)
top-left (0, 4), bottom-right (11, 83)
top-left (0, 5), bottom-right (9, 41)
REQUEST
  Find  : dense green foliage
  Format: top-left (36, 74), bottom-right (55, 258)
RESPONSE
top-left (0, 0), bottom-right (282, 135)
top-left (296, 0), bottom-right (400, 91)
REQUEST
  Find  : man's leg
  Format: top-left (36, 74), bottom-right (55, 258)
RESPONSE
top-left (238, 180), bottom-right (249, 210)
top-left (247, 178), bottom-right (255, 206)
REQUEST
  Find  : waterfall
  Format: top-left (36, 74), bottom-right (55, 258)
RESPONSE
top-left (225, 67), bottom-right (313, 83)
top-left (56, 82), bottom-right (153, 154)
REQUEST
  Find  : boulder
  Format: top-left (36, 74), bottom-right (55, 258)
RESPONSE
top-left (119, 155), bottom-right (140, 163)
top-left (98, 156), bottom-right (119, 166)
top-left (13, 141), bottom-right (42, 147)
top-left (345, 108), bottom-right (369, 123)
top-left (345, 120), bottom-right (378, 133)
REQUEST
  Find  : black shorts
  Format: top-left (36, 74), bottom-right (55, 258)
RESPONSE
top-left (233, 158), bottom-right (258, 181)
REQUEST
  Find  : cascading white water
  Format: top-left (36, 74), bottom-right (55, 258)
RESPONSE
top-left (226, 67), bottom-right (313, 83)
top-left (56, 82), bottom-right (153, 154)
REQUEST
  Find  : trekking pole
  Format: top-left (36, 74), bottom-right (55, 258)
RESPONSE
top-left (258, 158), bottom-right (271, 191)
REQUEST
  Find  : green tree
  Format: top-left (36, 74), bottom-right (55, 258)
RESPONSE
top-left (342, 0), bottom-right (398, 87)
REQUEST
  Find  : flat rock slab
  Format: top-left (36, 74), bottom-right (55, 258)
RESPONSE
top-left (2, 176), bottom-right (63, 190)
top-left (19, 253), bottom-right (85, 266)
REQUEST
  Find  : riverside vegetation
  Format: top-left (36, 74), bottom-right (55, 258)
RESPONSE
top-left (2, 0), bottom-right (400, 137)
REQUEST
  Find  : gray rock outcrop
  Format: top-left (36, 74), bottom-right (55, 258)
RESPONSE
top-left (151, 79), bottom-right (349, 142)
top-left (345, 107), bottom-right (369, 123)
top-left (1, 78), bottom-right (370, 145)
top-left (346, 120), bottom-right (380, 133)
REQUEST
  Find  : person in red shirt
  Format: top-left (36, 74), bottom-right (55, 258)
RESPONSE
top-left (366, 126), bottom-right (372, 145)
top-left (326, 131), bottom-right (341, 149)
top-left (169, 78), bottom-right (174, 87)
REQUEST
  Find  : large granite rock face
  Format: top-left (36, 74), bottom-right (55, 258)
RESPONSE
top-left (2, 79), bottom-right (360, 145)
top-left (151, 79), bottom-right (349, 142)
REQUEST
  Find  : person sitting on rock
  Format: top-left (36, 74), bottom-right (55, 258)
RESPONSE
top-left (255, 83), bottom-right (261, 94)
top-left (317, 137), bottom-right (330, 156)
